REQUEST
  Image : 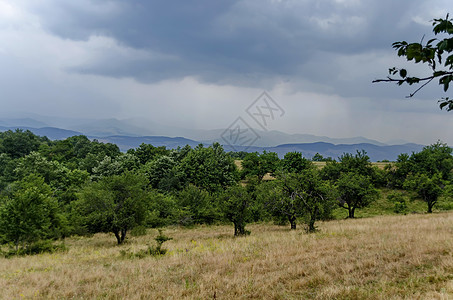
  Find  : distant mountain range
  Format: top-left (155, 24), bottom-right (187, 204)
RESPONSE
top-left (222, 142), bottom-right (425, 162)
top-left (0, 116), bottom-right (426, 161)
top-left (95, 136), bottom-right (201, 150)
top-left (0, 126), bottom-right (83, 140)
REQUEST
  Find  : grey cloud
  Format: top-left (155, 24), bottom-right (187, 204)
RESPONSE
top-left (28, 0), bottom-right (436, 87)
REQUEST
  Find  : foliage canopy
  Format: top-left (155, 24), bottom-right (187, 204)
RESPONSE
top-left (374, 14), bottom-right (453, 110)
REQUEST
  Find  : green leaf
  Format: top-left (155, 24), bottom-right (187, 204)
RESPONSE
top-left (427, 38), bottom-right (437, 46)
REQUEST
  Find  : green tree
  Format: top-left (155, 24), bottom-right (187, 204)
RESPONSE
top-left (0, 129), bottom-right (44, 159)
top-left (258, 170), bottom-right (335, 231)
top-left (75, 172), bottom-right (149, 244)
top-left (373, 14), bottom-right (453, 110)
top-left (219, 185), bottom-right (251, 236)
top-left (337, 172), bottom-right (379, 218)
top-left (312, 153), bottom-right (324, 162)
top-left (14, 151), bottom-right (89, 205)
top-left (15, 151), bottom-right (65, 184)
top-left (91, 153), bottom-right (139, 180)
top-left (241, 151), bottom-right (279, 181)
top-left (78, 153), bottom-right (105, 174)
top-left (0, 175), bottom-right (64, 252)
top-left (42, 139), bottom-right (75, 164)
top-left (89, 139), bottom-right (121, 158)
top-left (174, 185), bottom-right (219, 225)
top-left (127, 143), bottom-right (169, 165)
top-left (407, 142), bottom-right (453, 180)
top-left (258, 179), bottom-right (301, 230)
top-left (321, 150), bottom-right (383, 186)
top-left (142, 155), bottom-right (183, 192)
top-left (280, 151), bottom-right (312, 173)
top-left (0, 153), bottom-right (16, 190)
top-left (389, 142), bottom-right (453, 188)
top-left (146, 191), bottom-right (178, 228)
top-left (178, 143), bottom-right (238, 193)
top-left (404, 173), bottom-right (445, 213)
top-left (386, 153), bottom-right (412, 188)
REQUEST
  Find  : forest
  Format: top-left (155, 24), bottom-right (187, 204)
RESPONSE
top-left (0, 129), bottom-right (452, 255)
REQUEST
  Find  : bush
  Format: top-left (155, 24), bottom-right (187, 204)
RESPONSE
top-left (146, 192), bottom-right (178, 228)
top-left (120, 229), bottom-right (172, 258)
top-left (174, 185), bottom-right (220, 225)
top-left (0, 175), bottom-right (66, 251)
top-left (387, 192), bottom-right (408, 214)
top-left (2, 240), bottom-right (66, 258)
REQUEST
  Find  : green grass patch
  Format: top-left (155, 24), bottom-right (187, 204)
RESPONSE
top-left (331, 188), bottom-right (438, 219)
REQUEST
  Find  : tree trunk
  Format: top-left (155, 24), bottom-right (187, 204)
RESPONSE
top-left (348, 207), bottom-right (355, 218)
top-left (114, 230), bottom-right (121, 244)
top-left (234, 222), bottom-right (247, 236)
top-left (308, 208), bottom-right (318, 233)
top-left (308, 216), bottom-right (316, 233)
top-left (289, 216), bottom-right (296, 230)
top-left (427, 202), bottom-right (433, 213)
top-left (120, 229), bottom-right (127, 244)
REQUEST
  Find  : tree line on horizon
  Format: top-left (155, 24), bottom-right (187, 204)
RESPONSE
top-left (0, 129), bottom-right (451, 255)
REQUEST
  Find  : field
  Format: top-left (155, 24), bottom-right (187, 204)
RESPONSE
top-left (2, 212), bottom-right (453, 299)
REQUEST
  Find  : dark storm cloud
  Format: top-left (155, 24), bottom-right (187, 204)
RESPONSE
top-left (29, 0), bottom-right (433, 86)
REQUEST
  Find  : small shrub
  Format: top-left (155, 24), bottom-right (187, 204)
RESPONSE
top-left (387, 192), bottom-right (408, 214)
top-left (120, 229), bottom-right (172, 258)
top-left (149, 229), bottom-right (172, 255)
top-left (2, 240), bottom-right (66, 258)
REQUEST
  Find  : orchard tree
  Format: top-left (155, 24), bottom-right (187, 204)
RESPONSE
top-left (337, 172), bottom-right (379, 218)
top-left (321, 150), bottom-right (379, 185)
top-left (282, 170), bottom-right (336, 232)
top-left (258, 169), bottom-right (336, 231)
top-left (257, 179), bottom-right (302, 230)
top-left (219, 185), bottom-right (251, 236)
top-left (407, 142), bottom-right (453, 180)
top-left (389, 142), bottom-right (453, 188)
top-left (75, 172), bottom-right (149, 244)
top-left (404, 173), bottom-right (445, 213)
top-left (373, 14), bottom-right (453, 110)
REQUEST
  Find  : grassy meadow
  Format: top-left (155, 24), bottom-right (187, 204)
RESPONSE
top-left (2, 212), bottom-right (453, 299)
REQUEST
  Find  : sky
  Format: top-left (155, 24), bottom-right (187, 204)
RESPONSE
top-left (0, 0), bottom-right (452, 145)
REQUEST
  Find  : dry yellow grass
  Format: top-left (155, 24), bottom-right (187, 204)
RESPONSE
top-left (2, 213), bottom-right (453, 299)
